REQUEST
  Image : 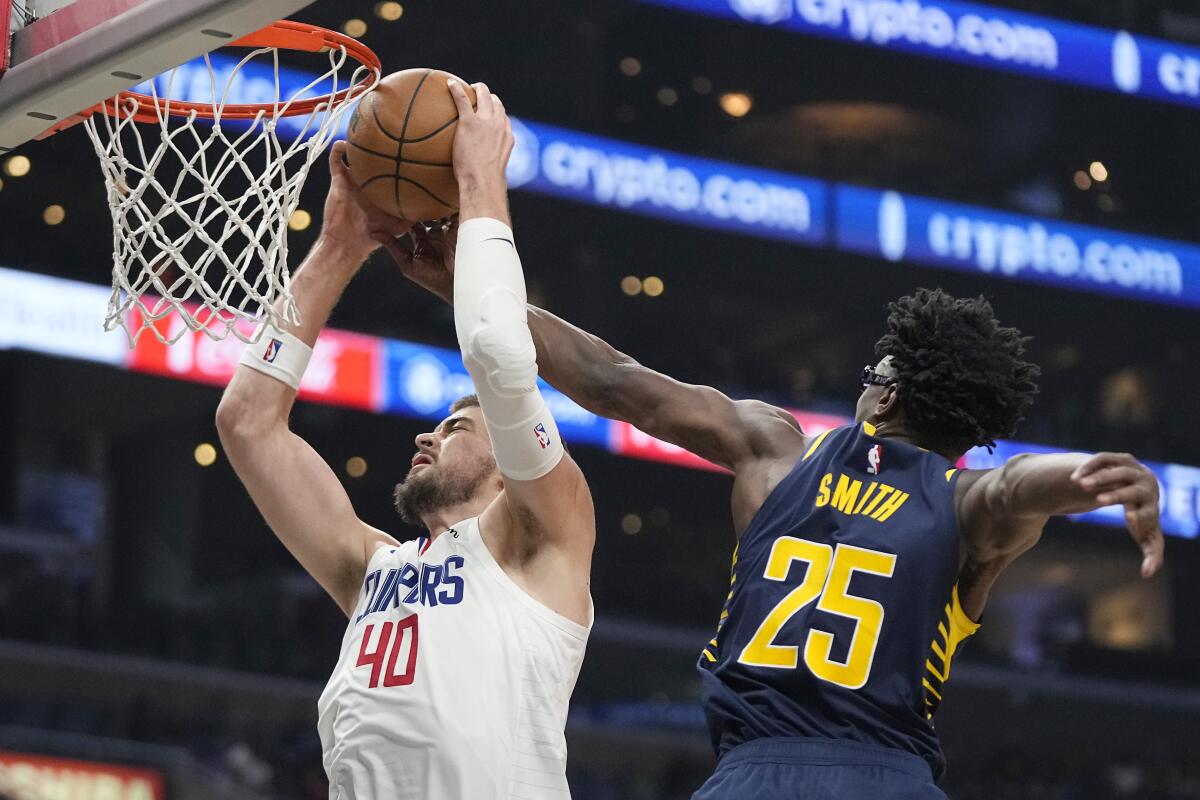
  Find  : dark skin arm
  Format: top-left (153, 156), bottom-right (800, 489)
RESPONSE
top-left (954, 451), bottom-right (1165, 620)
top-left (378, 223), bottom-right (809, 534)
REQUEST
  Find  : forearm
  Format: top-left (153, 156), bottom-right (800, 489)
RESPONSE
top-left (454, 219), bottom-right (564, 481)
top-left (217, 239), bottom-right (365, 431)
top-left (526, 306), bottom-right (639, 421)
top-left (996, 453), bottom-right (1103, 518)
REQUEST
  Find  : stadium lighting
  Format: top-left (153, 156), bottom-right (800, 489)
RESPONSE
top-left (194, 443), bottom-right (218, 467)
top-left (621, 276), bottom-right (643, 296)
top-left (4, 155), bottom-right (30, 177)
top-left (720, 92), bottom-right (753, 118)
top-left (620, 57), bottom-right (642, 77)
top-left (1089, 161), bottom-right (1109, 182)
top-left (1073, 171), bottom-right (1092, 190)
top-left (343, 19), bottom-right (368, 37)
top-left (289, 209), bottom-right (313, 232)
top-left (375, 2), bottom-right (403, 21)
top-left (42, 205), bottom-right (65, 226)
top-left (643, 276), bottom-right (665, 297)
top-left (346, 457), bottom-right (368, 478)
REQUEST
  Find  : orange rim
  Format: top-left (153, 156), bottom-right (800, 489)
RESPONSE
top-left (96, 20), bottom-right (381, 124)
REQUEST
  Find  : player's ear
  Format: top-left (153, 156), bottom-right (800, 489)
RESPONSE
top-left (874, 384), bottom-right (902, 420)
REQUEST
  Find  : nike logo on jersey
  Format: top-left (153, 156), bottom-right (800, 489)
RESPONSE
top-left (815, 472), bottom-right (910, 522)
top-left (356, 555), bottom-right (465, 624)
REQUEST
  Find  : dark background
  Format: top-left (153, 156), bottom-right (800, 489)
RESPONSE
top-left (1, 1), bottom-right (1199, 798)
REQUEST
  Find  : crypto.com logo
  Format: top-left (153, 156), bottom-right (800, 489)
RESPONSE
top-left (729, 0), bottom-right (794, 24)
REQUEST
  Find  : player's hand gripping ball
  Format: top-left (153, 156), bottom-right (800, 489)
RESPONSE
top-left (345, 69), bottom-right (478, 222)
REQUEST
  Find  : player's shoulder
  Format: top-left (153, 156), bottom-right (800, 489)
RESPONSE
top-left (367, 534), bottom-right (417, 566)
top-left (733, 399), bottom-right (810, 460)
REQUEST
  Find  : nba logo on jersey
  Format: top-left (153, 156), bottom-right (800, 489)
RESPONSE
top-left (867, 444), bottom-right (883, 475)
top-left (534, 423), bottom-right (551, 449)
top-left (263, 338), bottom-right (284, 364)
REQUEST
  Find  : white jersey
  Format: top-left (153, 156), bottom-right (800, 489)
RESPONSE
top-left (318, 516), bottom-right (591, 800)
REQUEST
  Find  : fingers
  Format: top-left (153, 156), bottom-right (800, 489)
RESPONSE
top-left (370, 217), bottom-right (414, 243)
top-left (1126, 499), bottom-right (1165, 578)
top-left (447, 79), bottom-right (476, 119)
top-left (1070, 451), bottom-right (1135, 481)
top-left (378, 233), bottom-right (414, 267)
top-left (329, 141), bottom-right (351, 177)
top-left (471, 81), bottom-right (493, 119)
top-left (1095, 483), bottom-right (1152, 508)
top-left (1136, 523), bottom-right (1165, 578)
top-left (1077, 465), bottom-right (1143, 496)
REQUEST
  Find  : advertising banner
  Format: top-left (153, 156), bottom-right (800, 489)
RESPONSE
top-left (0, 752), bottom-right (164, 800)
top-left (642, 0), bottom-right (1200, 111)
top-left (836, 186), bottom-right (1200, 308)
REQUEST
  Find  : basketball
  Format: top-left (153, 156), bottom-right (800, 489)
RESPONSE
top-left (345, 68), bottom-right (478, 222)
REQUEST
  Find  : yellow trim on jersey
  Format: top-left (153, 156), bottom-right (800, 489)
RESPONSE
top-left (862, 421), bottom-right (877, 436)
top-left (920, 584), bottom-right (981, 718)
top-left (702, 649), bottom-right (717, 663)
top-left (802, 428), bottom-right (835, 461)
top-left (945, 468), bottom-right (958, 482)
top-left (949, 585), bottom-right (981, 640)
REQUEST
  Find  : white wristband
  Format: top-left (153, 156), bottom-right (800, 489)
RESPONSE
top-left (239, 326), bottom-right (313, 390)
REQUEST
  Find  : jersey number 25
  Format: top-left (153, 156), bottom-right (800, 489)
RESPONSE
top-left (737, 537), bottom-right (896, 690)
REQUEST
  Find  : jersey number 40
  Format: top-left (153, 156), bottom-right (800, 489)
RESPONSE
top-left (356, 615), bottom-right (419, 688)
top-left (737, 538), bottom-right (896, 690)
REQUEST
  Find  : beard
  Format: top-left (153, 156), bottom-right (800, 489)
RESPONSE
top-left (392, 454), bottom-right (497, 525)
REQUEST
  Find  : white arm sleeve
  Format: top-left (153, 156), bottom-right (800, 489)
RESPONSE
top-left (453, 217), bottom-right (564, 482)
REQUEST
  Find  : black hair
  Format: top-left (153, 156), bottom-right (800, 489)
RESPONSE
top-left (874, 288), bottom-right (1040, 455)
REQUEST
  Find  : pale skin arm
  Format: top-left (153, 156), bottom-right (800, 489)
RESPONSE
top-left (385, 241), bottom-right (806, 474)
top-left (954, 451), bottom-right (1165, 620)
top-left (216, 143), bottom-right (411, 617)
top-left (445, 80), bottom-right (596, 573)
top-left (382, 211), bottom-right (808, 534)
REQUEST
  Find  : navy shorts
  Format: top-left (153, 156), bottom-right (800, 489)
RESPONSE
top-left (691, 737), bottom-right (947, 800)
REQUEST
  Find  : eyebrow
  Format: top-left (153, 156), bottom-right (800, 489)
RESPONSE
top-left (438, 415), bottom-right (472, 433)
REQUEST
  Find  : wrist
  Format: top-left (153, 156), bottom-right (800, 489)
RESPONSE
top-left (312, 235), bottom-right (374, 271)
top-left (456, 175), bottom-right (511, 225)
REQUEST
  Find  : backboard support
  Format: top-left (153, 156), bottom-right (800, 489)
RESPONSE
top-left (0, 0), bottom-right (318, 151)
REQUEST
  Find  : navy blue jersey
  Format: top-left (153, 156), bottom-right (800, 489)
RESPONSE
top-left (698, 422), bottom-right (979, 780)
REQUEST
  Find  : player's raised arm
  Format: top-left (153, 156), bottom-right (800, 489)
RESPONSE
top-left (954, 451), bottom-right (1165, 619)
top-left (442, 80), bottom-right (595, 563)
top-left (216, 143), bottom-right (411, 617)
top-left (386, 224), bottom-right (806, 475)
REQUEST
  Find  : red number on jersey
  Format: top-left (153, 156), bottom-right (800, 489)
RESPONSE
top-left (356, 615), bottom-right (419, 688)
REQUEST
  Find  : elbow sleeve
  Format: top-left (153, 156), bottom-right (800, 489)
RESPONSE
top-left (454, 218), bottom-right (564, 481)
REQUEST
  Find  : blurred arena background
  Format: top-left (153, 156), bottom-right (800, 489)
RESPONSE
top-left (2, 0), bottom-right (1200, 798)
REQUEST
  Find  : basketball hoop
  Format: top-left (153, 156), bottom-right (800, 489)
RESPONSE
top-left (80, 21), bottom-right (381, 345)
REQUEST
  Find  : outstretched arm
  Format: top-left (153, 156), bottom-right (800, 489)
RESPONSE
top-left (526, 307), bottom-right (806, 472)
top-left (446, 80), bottom-right (594, 578)
top-left (955, 451), bottom-right (1165, 619)
top-left (216, 143), bottom-right (411, 617)
top-left (386, 235), bottom-right (806, 473)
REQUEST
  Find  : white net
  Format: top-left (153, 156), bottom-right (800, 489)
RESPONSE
top-left (83, 38), bottom-right (378, 345)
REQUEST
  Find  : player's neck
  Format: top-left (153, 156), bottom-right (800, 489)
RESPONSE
top-left (870, 419), bottom-right (956, 461)
top-left (421, 498), bottom-right (492, 541)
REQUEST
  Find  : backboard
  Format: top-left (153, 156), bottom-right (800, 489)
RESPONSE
top-left (0, 0), bottom-right (318, 151)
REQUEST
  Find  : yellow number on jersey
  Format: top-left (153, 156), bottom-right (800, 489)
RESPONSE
top-left (737, 537), bottom-right (897, 690)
